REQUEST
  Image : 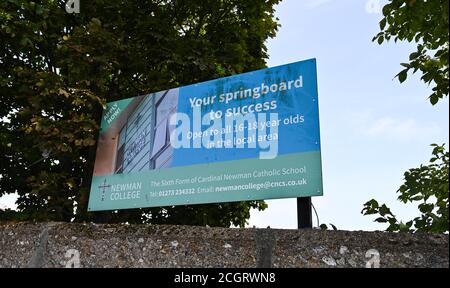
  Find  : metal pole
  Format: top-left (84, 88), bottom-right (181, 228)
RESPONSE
top-left (297, 197), bottom-right (312, 229)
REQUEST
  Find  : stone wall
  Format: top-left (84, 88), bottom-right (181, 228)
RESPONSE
top-left (0, 222), bottom-right (448, 268)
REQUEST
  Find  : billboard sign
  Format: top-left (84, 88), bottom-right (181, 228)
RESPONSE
top-left (88, 58), bottom-right (323, 211)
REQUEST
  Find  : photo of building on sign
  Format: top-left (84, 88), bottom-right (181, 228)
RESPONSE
top-left (93, 88), bottom-right (179, 176)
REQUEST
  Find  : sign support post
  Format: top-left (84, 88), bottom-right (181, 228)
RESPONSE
top-left (297, 197), bottom-right (312, 229)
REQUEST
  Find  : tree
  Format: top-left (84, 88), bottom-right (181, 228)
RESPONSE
top-left (0, 0), bottom-right (280, 226)
top-left (374, 0), bottom-right (449, 104)
top-left (363, 0), bottom-right (449, 233)
top-left (362, 144), bottom-right (449, 233)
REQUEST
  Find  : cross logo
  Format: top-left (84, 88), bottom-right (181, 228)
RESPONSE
top-left (98, 179), bottom-right (111, 202)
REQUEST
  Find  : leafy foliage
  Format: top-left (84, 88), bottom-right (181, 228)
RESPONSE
top-left (362, 144), bottom-right (449, 233)
top-left (374, 0), bottom-right (449, 104)
top-left (365, 0), bottom-right (449, 234)
top-left (0, 0), bottom-right (279, 226)
top-left (319, 223), bottom-right (337, 231)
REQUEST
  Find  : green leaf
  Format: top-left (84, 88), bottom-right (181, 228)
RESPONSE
top-left (379, 204), bottom-right (392, 216)
top-left (409, 52), bottom-right (420, 60)
top-left (379, 18), bottom-right (387, 30)
top-left (368, 199), bottom-right (379, 208)
top-left (419, 203), bottom-right (434, 214)
top-left (382, 4), bottom-right (391, 16)
top-left (398, 69), bottom-right (408, 83)
top-left (90, 18), bottom-right (102, 27)
top-left (429, 94), bottom-right (439, 105)
top-left (375, 217), bottom-right (388, 223)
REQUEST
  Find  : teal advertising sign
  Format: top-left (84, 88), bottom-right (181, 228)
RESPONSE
top-left (88, 59), bottom-right (323, 211)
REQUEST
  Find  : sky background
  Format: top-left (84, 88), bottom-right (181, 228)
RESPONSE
top-left (1, 0), bottom-right (449, 231)
top-left (247, 0), bottom-right (449, 231)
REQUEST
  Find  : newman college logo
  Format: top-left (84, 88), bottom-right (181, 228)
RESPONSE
top-left (98, 179), bottom-right (111, 201)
